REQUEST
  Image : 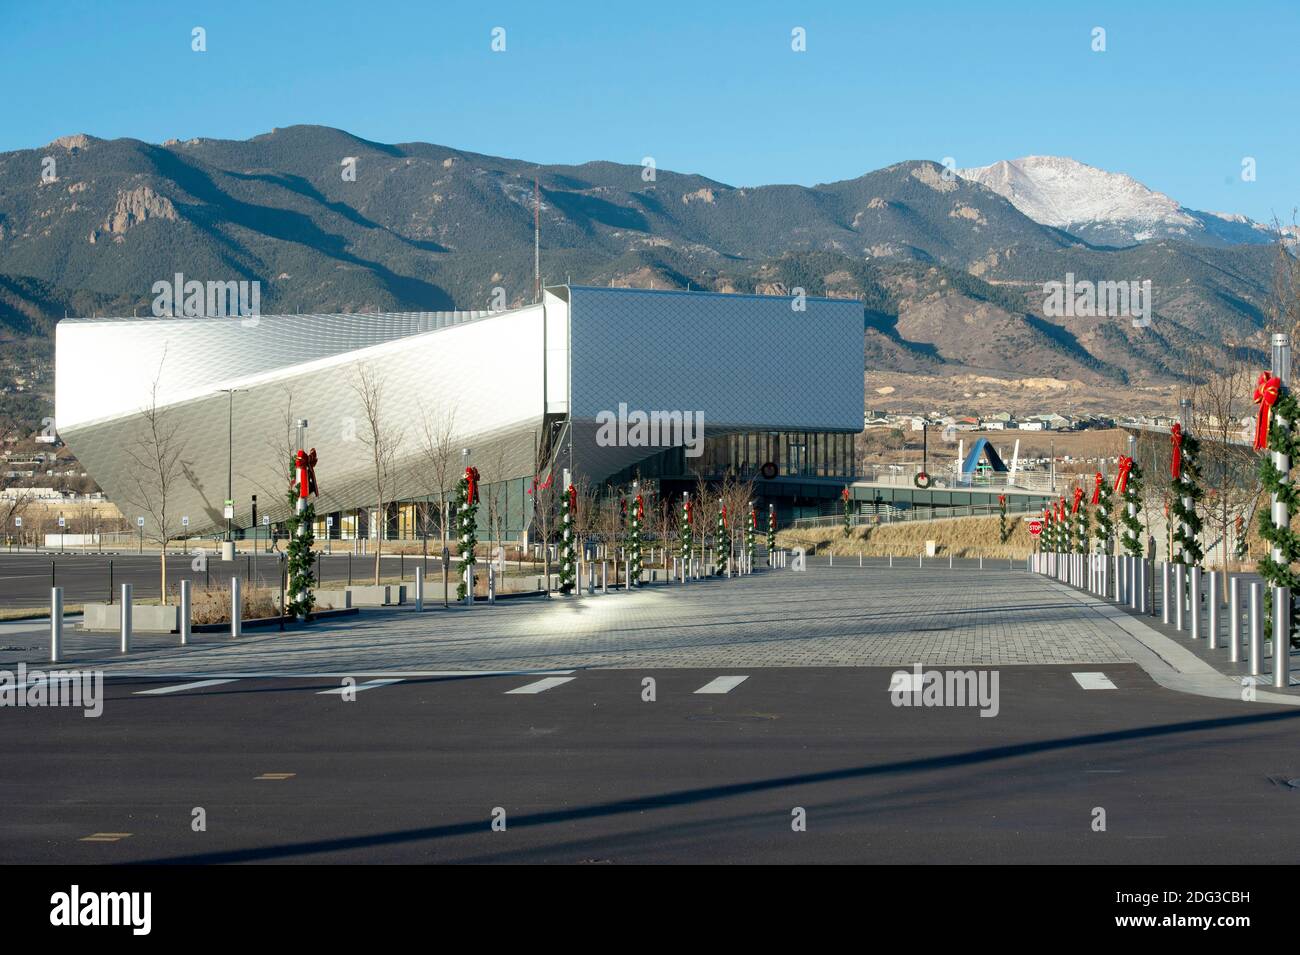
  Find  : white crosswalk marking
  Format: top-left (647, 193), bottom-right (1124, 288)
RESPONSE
top-left (317, 678), bottom-right (403, 695)
top-left (694, 675), bottom-right (749, 694)
top-left (1072, 672), bottom-right (1117, 690)
top-left (506, 676), bottom-right (575, 695)
top-left (135, 679), bottom-right (238, 695)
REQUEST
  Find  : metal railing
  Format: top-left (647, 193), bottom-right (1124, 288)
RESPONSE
top-left (791, 500), bottom-right (1040, 530)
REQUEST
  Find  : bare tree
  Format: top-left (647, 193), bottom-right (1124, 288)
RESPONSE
top-left (1183, 352), bottom-right (1263, 590)
top-left (350, 364), bottom-right (404, 584)
top-left (120, 360), bottom-right (186, 602)
top-left (416, 401), bottom-right (458, 565)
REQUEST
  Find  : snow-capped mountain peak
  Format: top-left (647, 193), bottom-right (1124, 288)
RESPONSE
top-left (957, 155), bottom-right (1192, 229)
top-left (956, 155), bottom-right (1273, 248)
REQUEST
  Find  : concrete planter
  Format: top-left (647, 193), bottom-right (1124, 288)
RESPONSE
top-left (345, 584), bottom-right (406, 607)
top-left (312, 589), bottom-right (352, 610)
top-left (82, 602), bottom-right (179, 633)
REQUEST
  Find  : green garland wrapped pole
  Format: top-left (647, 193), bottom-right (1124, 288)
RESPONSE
top-left (626, 486), bottom-right (643, 587)
top-left (1115, 454), bottom-right (1144, 557)
top-left (1169, 416), bottom-right (1204, 567)
top-left (559, 483), bottom-right (576, 594)
top-left (1253, 362), bottom-right (1300, 658)
top-left (286, 443), bottom-right (319, 619)
top-left (715, 500), bottom-right (728, 576)
top-left (841, 486), bottom-right (852, 538)
top-left (1092, 470), bottom-right (1113, 556)
top-left (998, 494), bottom-right (1009, 544)
top-left (1072, 485), bottom-right (1088, 556)
top-left (679, 492), bottom-right (693, 580)
top-left (454, 466), bottom-right (479, 602)
top-left (767, 503), bottom-right (776, 567)
top-left (746, 502), bottom-right (756, 573)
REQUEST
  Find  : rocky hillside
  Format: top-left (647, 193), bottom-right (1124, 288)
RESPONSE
top-left (0, 126), bottom-right (1288, 430)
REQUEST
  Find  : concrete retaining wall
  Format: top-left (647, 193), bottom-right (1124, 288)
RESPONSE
top-left (82, 603), bottom-right (179, 633)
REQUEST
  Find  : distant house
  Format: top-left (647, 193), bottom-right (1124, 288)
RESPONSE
top-left (1019, 421), bottom-right (1045, 431)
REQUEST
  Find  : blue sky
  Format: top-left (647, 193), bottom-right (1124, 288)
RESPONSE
top-left (3, 0), bottom-right (1296, 223)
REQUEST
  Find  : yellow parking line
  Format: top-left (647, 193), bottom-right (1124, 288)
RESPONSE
top-left (254, 773), bottom-right (296, 780)
top-left (80, 832), bottom-right (132, 842)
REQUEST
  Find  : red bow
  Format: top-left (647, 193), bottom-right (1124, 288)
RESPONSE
top-left (1071, 486), bottom-right (1083, 515)
top-left (750, 508), bottom-right (757, 529)
top-left (685, 501), bottom-right (693, 527)
top-left (1170, 423), bottom-right (1183, 479)
top-left (1253, 372), bottom-right (1281, 452)
top-left (567, 483), bottom-right (577, 514)
top-left (841, 487), bottom-right (850, 501)
top-left (635, 494), bottom-right (644, 522)
top-left (720, 503), bottom-right (728, 528)
top-left (295, 448), bottom-right (318, 499)
top-left (998, 494), bottom-right (1006, 508)
top-left (768, 507), bottom-right (775, 529)
top-left (1114, 456), bottom-right (1133, 494)
top-left (464, 466), bottom-right (480, 504)
top-left (1057, 498), bottom-right (1066, 522)
top-left (1090, 472), bottom-right (1102, 505)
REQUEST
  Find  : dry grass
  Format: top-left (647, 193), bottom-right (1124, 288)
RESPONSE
top-left (778, 514), bottom-right (1036, 559)
top-left (190, 584), bottom-right (282, 625)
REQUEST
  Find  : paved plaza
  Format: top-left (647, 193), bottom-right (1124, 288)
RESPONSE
top-left (2, 561), bottom-right (1136, 674)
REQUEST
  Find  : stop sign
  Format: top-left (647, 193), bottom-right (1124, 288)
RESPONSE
top-left (1028, 519), bottom-right (1043, 537)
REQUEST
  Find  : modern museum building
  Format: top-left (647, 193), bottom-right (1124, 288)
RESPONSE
top-left (55, 285), bottom-right (865, 543)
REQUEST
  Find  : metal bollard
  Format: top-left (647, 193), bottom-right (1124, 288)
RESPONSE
top-left (1249, 581), bottom-right (1263, 676)
top-left (1114, 556), bottom-right (1123, 603)
top-left (1174, 565), bottom-right (1186, 631)
top-left (1129, 557), bottom-right (1139, 611)
top-left (180, 579), bottom-right (191, 646)
top-left (1273, 586), bottom-right (1290, 689)
top-left (601, 561), bottom-right (608, 594)
top-left (1228, 576), bottom-right (1241, 662)
top-left (1207, 571), bottom-right (1219, 648)
top-left (120, 583), bottom-right (132, 653)
top-left (488, 564), bottom-right (496, 605)
top-left (1189, 566), bottom-right (1201, 639)
top-left (465, 566), bottom-right (474, 606)
top-left (231, 576), bottom-right (242, 639)
top-left (415, 567), bottom-right (424, 612)
top-left (1161, 563), bottom-right (1170, 625)
top-left (50, 586), bottom-right (63, 662)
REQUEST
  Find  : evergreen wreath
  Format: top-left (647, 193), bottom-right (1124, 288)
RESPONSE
top-left (454, 467), bottom-right (479, 601)
top-left (998, 494), bottom-right (1009, 544)
top-left (1169, 423), bottom-right (1204, 566)
top-left (841, 487), bottom-right (852, 538)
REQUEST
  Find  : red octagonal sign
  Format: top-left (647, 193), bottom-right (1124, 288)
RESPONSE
top-left (1028, 519), bottom-right (1043, 537)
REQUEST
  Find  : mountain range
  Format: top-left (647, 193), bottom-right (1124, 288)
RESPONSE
top-left (0, 125), bottom-right (1291, 428)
